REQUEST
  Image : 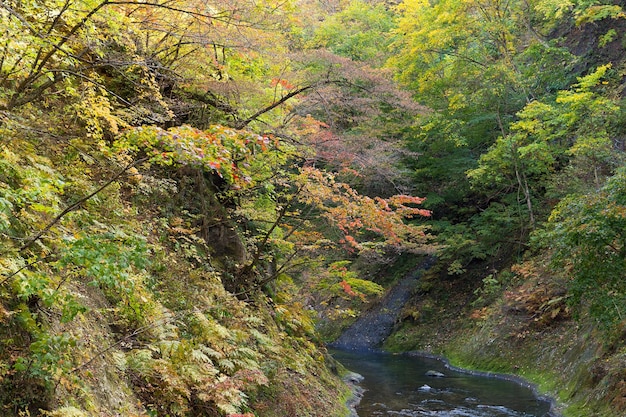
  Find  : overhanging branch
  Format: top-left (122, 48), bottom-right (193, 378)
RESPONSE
top-left (234, 80), bottom-right (341, 129)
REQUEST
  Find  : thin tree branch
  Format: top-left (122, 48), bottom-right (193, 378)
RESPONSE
top-left (46, 68), bottom-right (165, 124)
top-left (19, 157), bottom-right (148, 253)
top-left (70, 314), bottom-right (175, 374)
top-left (1, 0), bottom-right (111, 108)
top-left (0, 254), bottom-right (56, 287)
top-left (243, 203), bottom-right (290, 275)
top-left (234, 81), bottom-right (339, 129)
top-left (424, 48), bottom-right (489, 69)
top-left (233, 248), bottom-right (315, 298)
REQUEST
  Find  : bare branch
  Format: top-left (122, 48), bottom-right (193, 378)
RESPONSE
top-left (234, 81), bottom-right (340, 129)
top-left (19, 157), bottom-right (148, 253)
top-left (70, 314), bottom-right (175, 374)
top-left (0, 254), bottom-right (56, 287)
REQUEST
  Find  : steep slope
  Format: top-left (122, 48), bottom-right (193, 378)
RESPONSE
top-left (0, 137), bottom-right (349, 417)
top-left (377, 4), bottom-right (626, 415)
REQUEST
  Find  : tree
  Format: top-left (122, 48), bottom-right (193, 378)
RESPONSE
top-left (387, 0), bottom-right (579, 206)
top-left (536, 167), bottom-right (626, 326)
top-left (389, 0), bottom-right (533, 114)
top-left (468, 64), bottom-right (623, 230)
top-left (308, 0), bottom-right (396, 65)
top-left (112, 122), bottom-right (434, 293)
top-left (295, 166), bottom-right (432, 253)
top-left (285, 50), bottom-right (425, 197)
top-left (0, 0), bottom-right (300, 130)
top-left (386, 0), bottom-right (549, 225)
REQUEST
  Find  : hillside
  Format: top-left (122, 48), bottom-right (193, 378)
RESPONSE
top-left (309, 1), bottom-right (626, 416)
top-left (0, 1), bottom-right (413, 415)
top-left (2, 0), bottom-right (626, 416)
top-left (0, 128), bottom-right (355, 416)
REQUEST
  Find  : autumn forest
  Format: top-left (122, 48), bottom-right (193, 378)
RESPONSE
top-left (1, 0), bottom-right (625, 415)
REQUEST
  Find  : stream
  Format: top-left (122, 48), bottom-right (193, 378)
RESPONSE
top-left (332, 349), bottom-right (555, 417)
top-left (328, 258), bottom-right (557, 417)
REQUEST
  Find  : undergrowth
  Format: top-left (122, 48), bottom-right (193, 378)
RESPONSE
top-left (0, 135), bottom-right (348, 416)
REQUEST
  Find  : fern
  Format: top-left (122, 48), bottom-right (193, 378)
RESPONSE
top-left (198, 344), bottom-right (224, 360)
top-left (125, 349), bottom-right (154, 376)
top-left (190, 348), bottom-right (213, 364)
top-left (218, 358), bottom-right (236, 372)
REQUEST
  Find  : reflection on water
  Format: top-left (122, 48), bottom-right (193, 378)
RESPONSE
top-left (332, 350), bottom-right (553, 417)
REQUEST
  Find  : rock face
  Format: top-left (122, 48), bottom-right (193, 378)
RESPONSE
top-left (329, 257), bottom-right (435, 351)
top-left (343, 372), bottom-right (365, 417)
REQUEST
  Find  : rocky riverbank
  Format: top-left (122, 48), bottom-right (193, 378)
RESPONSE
top-left (383, 257), bottom-right (626, 416)
top-left (328, 257), bottom-right (435, 351)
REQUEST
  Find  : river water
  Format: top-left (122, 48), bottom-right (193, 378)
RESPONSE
top-left (332, 349), bottom-right (554, 417)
